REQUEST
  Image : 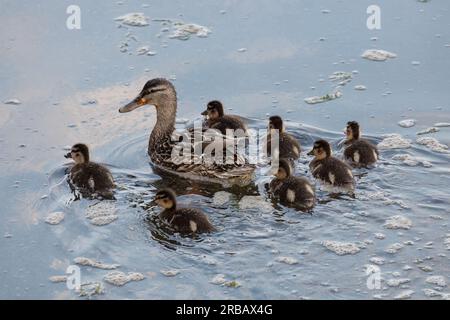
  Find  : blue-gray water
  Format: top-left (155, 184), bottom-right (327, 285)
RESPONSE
top-left (1, 0), bottom-right (449, 299)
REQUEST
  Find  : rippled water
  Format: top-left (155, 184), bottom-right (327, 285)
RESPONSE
top-left (1, 0), bottom-right (450, 299)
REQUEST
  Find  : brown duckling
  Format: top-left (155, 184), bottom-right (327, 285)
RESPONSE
top-left (343, 121), bottom-right (379, 167)
top-left (266, 116), bottom-right (301, 162)
top-left (307, 140), bottom-right (355, 191)
top-left (201, 100), bottom-right (247, 135)
top-left (154, 188), bottom-right (216, 234)
top-left (269, 158), bottom-right (315, 210)
top-left (64, 143), bottom-right (115, 199)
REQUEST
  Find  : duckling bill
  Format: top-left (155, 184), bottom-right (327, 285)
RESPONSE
top-left (308, 140), bottom-right (355, 191)
top-left (154, 188), bottom-right (216, 234)
top-left (65, 143), bottom-right (115, 200)
top-left (343, 121), bottom-right (379, 167)
top-left (269, 158), bottom-right (315, 210)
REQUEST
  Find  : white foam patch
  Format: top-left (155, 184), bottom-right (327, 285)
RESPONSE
top-left (213, 191), bottom-right (232, 206)
top-left (385, 243), bottom-right (404, 254)
top-left (275, 256), bottom-right (299, 265)
top-left (3, 98), bottom-right (21, 105)
top-left (426, 276), bottom-right (447, 287)
top-left (398, 119), bottom-right (416, 128)
top-left (169, 22), bottom-right (211, 40)
top-left (161, 269), bottom-right (180, 277)
top-left (416, 127), bottom-right (439, 135)
top-left (49, 275), bottom-right (68, 283)
top-left (369, 257), bottom-right (385, 265)
top-left (361, 49), bottom-right (397, 61)
top-left (434, 122), bottom-right (450, 127)
top-left (394, 290), bottom-right (414, 300)
top-left (74, 257), bottom-right (120, 270)
top-left (304, 91), bottom-right (342, 104)
top-left (85, 201), bottom-right (118, 226)
top-left (104, 271), bottom-right (145, 286)
top-left (238, 196), bottom-right (273, 212)
top-left (115, 13), bottom-right (149, 26)
top-left (392, 154), bottom-right (432, 167)
top-left (384, 215), bottom-right (412, 230)
top-left (378, 134), bottom-right (412, 150)
top-left (45, 212), bottom-right (65, 225)
top-left (386, 278), bottom-right (411, 287)
top-left (322, 241), bottom-right (360, 255)
top-left (416, 137), bottom-right (450, 153)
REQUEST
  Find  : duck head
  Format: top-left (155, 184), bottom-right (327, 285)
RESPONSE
top-left (65, 143), bottom-right (90, 164)
top-left (307, 139), bottom-right (331, 160)
top-left (274, 158), bottom-right (292, 180)
top-left (154, 188), bottom-right (177, 210)
top-left (119, 78), bottom-right (176, 113)
top-left (345, 121), bottom-right (360, 141)
top-left (201, 100), bottom-right (224, 121)
top-left (268, 116), bottom-right (284, 134)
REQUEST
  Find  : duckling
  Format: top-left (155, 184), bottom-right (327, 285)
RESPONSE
top-left (266, 116), bottom-right (301, 161)
top-left (343, 121), bottom-right (379, 167)
top-left (307, 140), bottom-right (355, 191)
top-left (119, 78), bottom-right (255, 186)
top-left (269, 158), bottom-right (315, 210)
top-left (154, 188), bottom-right (216, 234)
top-left (64, 143), bottom-right (115, 199)
top-left (201, 100), bottom-right (247, 135)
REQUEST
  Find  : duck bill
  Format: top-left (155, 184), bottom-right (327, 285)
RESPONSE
top-left (201, 110), bottom-right (208, 116)
top-left (119, 97), bottom-right (148, 113)
top-left (307, 149), bottom-right (314, 156)
top-left (64, 152), bottom-right (72, 159)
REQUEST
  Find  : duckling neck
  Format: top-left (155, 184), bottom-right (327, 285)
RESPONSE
top-left (149, 98), bottom-right (177, 153)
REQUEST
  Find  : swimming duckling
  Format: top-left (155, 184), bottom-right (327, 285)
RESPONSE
top-left (64, 143), bottom-right (115, 199)
top-left (201, 100), bottom-right (247, 135)
top-left (119, 79), bottom-right (255, 186)
top-left (343, 121), bottom-right (379, 167)
top-left (307, 140), bottom-right (355, 191)
top-left (266, 116), bottom-right (301, 161)
top-left (269, 158), bottom-right (315, 210)
top-left (154, 188), bottom-right (216, 234)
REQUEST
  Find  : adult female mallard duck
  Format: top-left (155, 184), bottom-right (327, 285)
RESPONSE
top-left (64, 143), bottom-right (115, 199)
top-left (343, 121), bottom-right (379, 167)
top-left (154, 188), bottom-right (216, 234)
top-left (269, 158), bottom-right (315, 210)
top-left (119, 78), bottom-right (254, 186)
top-left (307, 140), bottom-right (355, 192)
top-left (201, 100), bottom-right (247, 135)
top-left (266, 116), bottom-right (301, 162)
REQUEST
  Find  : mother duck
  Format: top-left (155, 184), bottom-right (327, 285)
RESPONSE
top-left (119, 78), bottom-right (254, 186)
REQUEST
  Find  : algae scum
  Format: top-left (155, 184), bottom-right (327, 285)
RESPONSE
top-left (1, 0), bottom-right (450, 299)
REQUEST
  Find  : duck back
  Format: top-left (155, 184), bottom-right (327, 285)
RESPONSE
top-left (160, 208), bottom-right (215, 234)
top-left (310, 157), bottom-right (354, 188)
top-left (344, 139), bottom-right (378, 167)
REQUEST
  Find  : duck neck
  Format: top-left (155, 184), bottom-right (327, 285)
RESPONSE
top-left (149, 97), bottom-right (177, 152)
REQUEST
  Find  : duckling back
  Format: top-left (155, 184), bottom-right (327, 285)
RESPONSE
top-left (344, 139), bottom-right (378, 167)
top-left (69, 162), bottom-right (115, 199)
top-left (160, 208), bottom-right (215, 234)
top-left (209, 115), bottom-right (247, 135)
top-left (310, 157), bottom-right (354, 190)
top-left (270, 176), bottom-right (315, 210)
top-left (267, 132), bottom-right (301, 161)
